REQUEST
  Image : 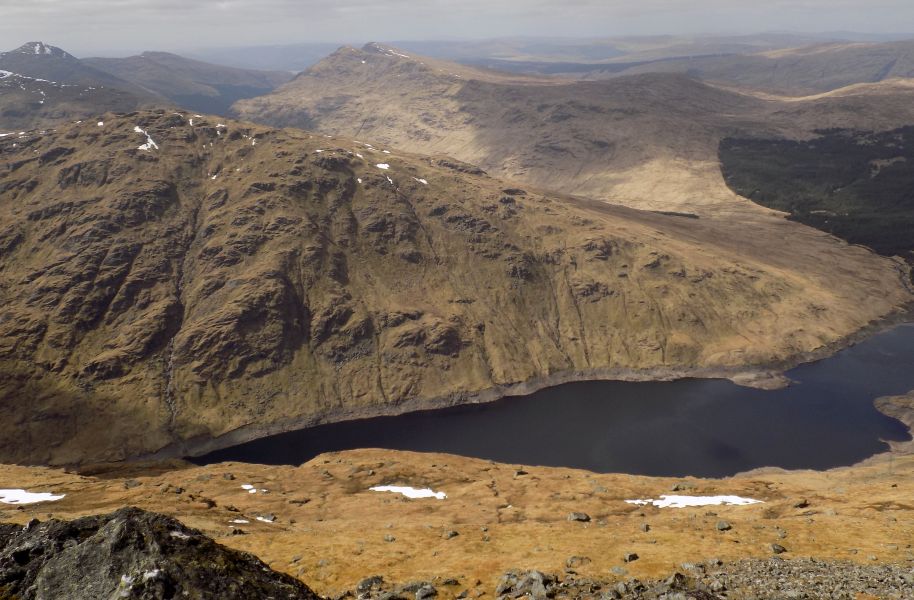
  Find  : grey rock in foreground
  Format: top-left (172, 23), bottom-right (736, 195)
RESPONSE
top-left (0, 507), bottom-right (320, 600)
top-left (486, 558), bottom-right (914, 600)
top-left (353, 559), bottom-right (914, 600)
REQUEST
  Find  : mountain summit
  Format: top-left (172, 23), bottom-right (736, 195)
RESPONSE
top-left (7, 41), bottom-right (74, 59)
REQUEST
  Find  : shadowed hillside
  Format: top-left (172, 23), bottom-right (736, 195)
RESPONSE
top-left (85, 52), bottom-right (293, 115)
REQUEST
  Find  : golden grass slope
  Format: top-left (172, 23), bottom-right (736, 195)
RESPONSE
top-left (1, 446), bottom-right (912, 597)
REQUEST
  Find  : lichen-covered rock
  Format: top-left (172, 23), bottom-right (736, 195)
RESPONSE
top-left (0, 507), bottom-right (319, 600)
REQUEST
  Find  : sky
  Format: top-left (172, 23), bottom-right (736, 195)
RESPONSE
top-left (1, 0), bottom-right (912, 56)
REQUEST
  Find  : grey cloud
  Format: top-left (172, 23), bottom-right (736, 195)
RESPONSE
top-left (0, 0), bottom-right (911, 55)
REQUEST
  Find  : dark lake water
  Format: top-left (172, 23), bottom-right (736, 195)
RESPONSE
top-left (193, 324), bottom-right (914, 477)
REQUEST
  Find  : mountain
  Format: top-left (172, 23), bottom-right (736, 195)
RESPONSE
top-left (600, 40), bottom-right (914, 95)
top-left (0, 42), bottom-right (157, 130)
top-left (84, 52), bottom-right (293, 115)
top-left (0, 42), bottom-right (137, 88)
top-left (1, 110), bottom-right (909, 465)
top-left (232, 43), bottom-right (914, 220)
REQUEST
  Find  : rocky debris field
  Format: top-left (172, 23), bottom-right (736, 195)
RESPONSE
top-left (483, 558), bottom-right (914, 600)
top-left (0, 507), bottom-right (319, 599)
top-left (317, 558), bottom-right (914, 600)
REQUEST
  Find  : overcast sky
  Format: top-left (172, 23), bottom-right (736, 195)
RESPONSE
top-left (1, 0), bottom-right (912, 56)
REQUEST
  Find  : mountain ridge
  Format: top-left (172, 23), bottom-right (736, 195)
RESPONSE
top-left (84, 51), bottom-right (293, 115)
top-left (2, 109), bottom-right (910, 465)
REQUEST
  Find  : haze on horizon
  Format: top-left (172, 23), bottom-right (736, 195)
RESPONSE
top-left (1, 0), bottom-right (912, 57)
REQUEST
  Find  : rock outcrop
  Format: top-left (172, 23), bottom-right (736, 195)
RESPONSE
top-left (0, 507), bottom-right (319, 599)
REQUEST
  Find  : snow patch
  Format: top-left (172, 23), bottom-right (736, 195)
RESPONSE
top-left (169, 531), bottom-right (191, 540)
top-left (230, 519), bottom-right (250, 524)
top-left (133, 126), bottom-right (158, 151)
top-left (0, 489), bottom-right (65, 505)
top-left (375, 163), bottom-right (390, 170)
top-left (97, 121), bottom-right (104, 127)
top-left (413, 177), bottom-right (428, 185)
top-left (625, 495), bottom-right (763, 509)
top-left (142, 569), bottom-right (161, 581)
top-left (370, 485), bottom-right (446, 500)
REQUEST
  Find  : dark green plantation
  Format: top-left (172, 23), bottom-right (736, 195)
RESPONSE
top-left (720, 127), bottom-right (914, 261)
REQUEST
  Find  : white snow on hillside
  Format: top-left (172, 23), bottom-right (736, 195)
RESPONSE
top-left (625, 495), bottom-right (763, 509)
top-left (0, 489), bottom-right (65, 505)
top-left (370, 485), bottom-right (447, 500)
top-left (134, 125), bottom-right (159, 151)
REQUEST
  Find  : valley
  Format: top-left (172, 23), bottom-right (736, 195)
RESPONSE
top-left (2, 21), bottom-right (914, 599)
top-left (194, 323), bottom-right (914, 477)
top-left (4, 110), bottom-right (910, 467)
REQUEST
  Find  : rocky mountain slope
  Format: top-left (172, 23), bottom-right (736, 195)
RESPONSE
top-left (0, 42), bottom-right (157, 130)
top-left (84, 52), bottom-right (293, 115)
top-left (231, 44), bottom-right (914, 220)
top-left (1, 109), bottom-right (910, 465)
top-left (0, 507), bottom-right (319, 599)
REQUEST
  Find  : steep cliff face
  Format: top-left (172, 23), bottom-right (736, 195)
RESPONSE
top-left (0, 110), bottom-right (910, 465)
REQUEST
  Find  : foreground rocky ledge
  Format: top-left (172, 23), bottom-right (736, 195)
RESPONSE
top-left (0, 507), bottom-right (319, 599)
top-left (1, 511), bottom-right (911, 600)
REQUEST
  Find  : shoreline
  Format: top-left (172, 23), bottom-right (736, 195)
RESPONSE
top-left (138, 303), bottom-right (914, 467)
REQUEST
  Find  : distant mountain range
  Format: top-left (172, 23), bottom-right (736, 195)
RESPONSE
top-left (0, 42), bottom-right (292, 129)
top-left (232, 42), bottom-right (914, 217)
top-left (585, 40), bottom-right (914, 94)
top-left (83, 52), bottom-right (292, 114)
